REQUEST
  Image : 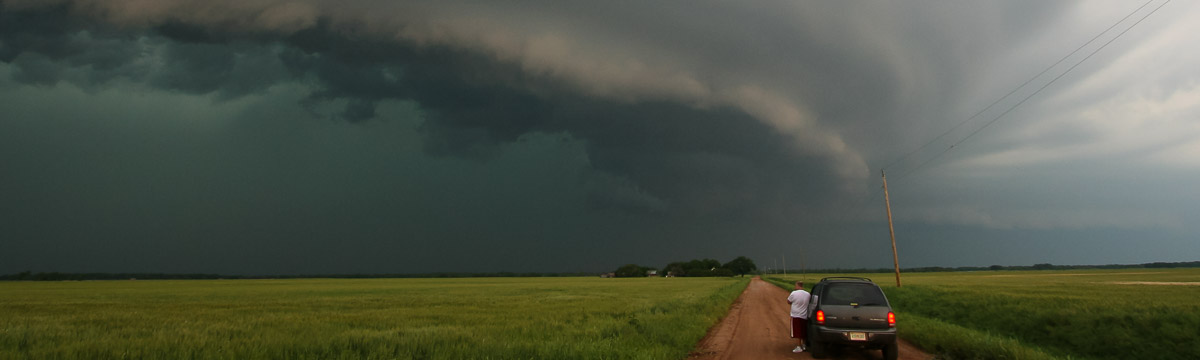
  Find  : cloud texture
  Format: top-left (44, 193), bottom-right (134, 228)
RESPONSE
top-left (3, 0), bottom-right (1199, 273)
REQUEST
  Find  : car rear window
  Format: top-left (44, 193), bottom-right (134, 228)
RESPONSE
top-left (820, 283), bottom-right (887, 306)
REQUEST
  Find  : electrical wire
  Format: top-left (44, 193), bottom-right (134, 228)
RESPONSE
top-left (882, 0), bottom-right (1154, 173)
top-left (882, 0), bottom-right (1170, 183)
top-left (831, 0), bottom-right (1171, 227)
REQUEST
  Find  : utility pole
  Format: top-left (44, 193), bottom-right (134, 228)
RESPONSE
top-left (882, 170), bottom-right (902, 287)
top-left (799, 248), bottom-right (806, 282)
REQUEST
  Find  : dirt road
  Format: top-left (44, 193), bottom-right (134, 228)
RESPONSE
top-left (689, 277), bottom-right (931, 360)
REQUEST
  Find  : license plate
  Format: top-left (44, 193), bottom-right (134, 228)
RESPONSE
top-left (849, 332), bottom-right (867, 341)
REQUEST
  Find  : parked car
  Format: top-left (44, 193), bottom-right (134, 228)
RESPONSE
top-left (807, 277), bottom-right (898, 360)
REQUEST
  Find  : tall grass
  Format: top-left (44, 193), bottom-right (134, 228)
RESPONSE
top-left (0, 277), bottom-right (748, 359)
top-left (775, 268), bottom-right (1200, 360)
top-left (894, 312), bottom-right (1059, 360)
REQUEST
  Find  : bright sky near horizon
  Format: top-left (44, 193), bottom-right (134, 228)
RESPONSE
top-left (2, 0), bottom-right (1198, 274)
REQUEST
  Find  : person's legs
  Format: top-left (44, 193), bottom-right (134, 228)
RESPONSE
top-left (791, 317), bottom-right (805, 352)
top-left (797, 318), bottom-right (808, 348)
top-left (801, 319), bottom-right (811, 348)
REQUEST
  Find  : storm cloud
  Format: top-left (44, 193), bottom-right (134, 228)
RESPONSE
top-left (3, 0), bottom-right (1198, 274)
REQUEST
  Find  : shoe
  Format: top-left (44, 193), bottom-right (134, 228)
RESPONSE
top-left (792, 346), bottom-right (804, 353)
top-left (801, 345), bottom-right (807, 352)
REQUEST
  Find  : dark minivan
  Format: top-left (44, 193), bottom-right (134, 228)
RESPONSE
top-left (807, 277), bottom-right (898, 360)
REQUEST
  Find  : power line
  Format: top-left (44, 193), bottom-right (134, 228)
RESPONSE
top-left (882, 0), bottom-right (1169, 183)
top-left (835, 0), bottom-right (1171, 227)
top-left (882, 0), bottom-right (1154, 173)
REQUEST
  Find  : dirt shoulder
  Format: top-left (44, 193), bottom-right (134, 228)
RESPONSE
top-left (689, 277), bottom-right (931, 360)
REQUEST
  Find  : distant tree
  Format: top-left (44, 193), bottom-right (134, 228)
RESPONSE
top-left (683, 259), bottom-right (721, 274)
top-left (662, 262), bottom-right (686, 277)
top-left (614, 264), bottom-right (649, 277)
top-left (1032, 263), bottom-right (1055, 270)
top-left (989, 265), bottom-right (1004, 271)
top-left (723, 256), bottom-right (757, 277)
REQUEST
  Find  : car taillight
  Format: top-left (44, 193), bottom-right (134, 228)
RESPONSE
top-left (887, 311), bottom-right (895, 327)
top-left (815, 310), bottom-right (825, 324)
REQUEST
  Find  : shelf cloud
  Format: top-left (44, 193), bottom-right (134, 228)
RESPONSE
top-left (3, 1), bottom-right (1199, 274)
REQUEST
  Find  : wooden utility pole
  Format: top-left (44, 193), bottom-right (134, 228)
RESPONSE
top-left (799, 249), bottom-right (806, 283)
top-left (882, 170), bottom-right (902, 287)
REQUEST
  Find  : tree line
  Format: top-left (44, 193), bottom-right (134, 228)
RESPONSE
top-left (5, 260), bottom-right (1197, 281)
top-left (612, 256), bottom-right (758, 277)
top-left (0, 271), bottom-right (597, 281)
top-left (773, 260), bottom-right (1200, 274)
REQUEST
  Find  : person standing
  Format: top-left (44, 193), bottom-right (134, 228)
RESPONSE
top-left (786, 281), bottom-right (810, 353)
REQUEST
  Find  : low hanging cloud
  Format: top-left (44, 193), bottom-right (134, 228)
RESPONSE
top-left (10, 0), bottom-right (1154, 229)
top-left (0, 0), bottom-right (880, 218)
top-left (8, 1), bottom-right (1200, 273)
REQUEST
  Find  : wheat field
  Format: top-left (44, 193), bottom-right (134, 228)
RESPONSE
top-left (0, 277), bottom-right (747, 360)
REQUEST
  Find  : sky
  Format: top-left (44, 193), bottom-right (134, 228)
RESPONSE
top-left (2, 0), bottom-right (1198, 275)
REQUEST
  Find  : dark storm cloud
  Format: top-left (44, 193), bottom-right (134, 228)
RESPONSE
top-left (0, 4), bottom-right (132, 85)
top-left (552, 101), bottom-right (843, 218)
top-left (0, 1), bottom-right (854, 218)
top-left (6, 0), bottom-right (1196, 275)
top-left (0, 4), bottom-right (288, 98)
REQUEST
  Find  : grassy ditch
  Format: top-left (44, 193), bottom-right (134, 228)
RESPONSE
top-left (891, 312), bottom-right (1059, 360)
top-left (0, 277), bottom-right (748, 360)
top-left (773, 268), bottom-right (1200, 360)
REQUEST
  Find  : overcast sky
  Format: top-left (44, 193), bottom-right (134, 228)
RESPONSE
top-left (2, 0), bottom-right (1197, 275)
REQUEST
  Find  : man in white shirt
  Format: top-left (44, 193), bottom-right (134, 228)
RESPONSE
top-left (786, 281), bottom-right (810, 353)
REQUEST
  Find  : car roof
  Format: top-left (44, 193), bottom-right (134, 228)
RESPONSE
top-left (817, 276), bottom-right (875, 283)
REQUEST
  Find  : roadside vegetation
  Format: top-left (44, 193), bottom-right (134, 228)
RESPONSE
top-left (771, 268), bottom-right (1200, 360)
top-left (0, 277), bottom-right (748, 359)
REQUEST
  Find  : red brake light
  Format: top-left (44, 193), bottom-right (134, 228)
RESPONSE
top-left (887, 312), bottom-right (896, 327)
top-left (815, 310), bottom-right (825, 324)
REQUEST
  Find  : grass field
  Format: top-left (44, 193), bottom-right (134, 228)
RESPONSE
top-left (771, 268), bottom-right (1200, 360)
top-left (0, 277), bottom-right (748, 360)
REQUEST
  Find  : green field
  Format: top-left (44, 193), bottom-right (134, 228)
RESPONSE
top-left (8, 269), bottom-right (1198, 360)
top-left (0, 277), bottom-right (747, 360)
top-left (771, 268), bottom-right (1200, 360)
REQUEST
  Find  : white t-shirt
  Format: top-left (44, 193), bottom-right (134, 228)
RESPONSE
top-left (787, 289), bottom-right (810, 319)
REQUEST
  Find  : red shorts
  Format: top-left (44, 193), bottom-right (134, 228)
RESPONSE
top-left (791, 317), bottom-right (808, 339)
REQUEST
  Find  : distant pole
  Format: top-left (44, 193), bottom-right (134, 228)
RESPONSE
top-left (783, 254), bottom-right (787, 276)
top-left (882, 170), bottom-right (902, 287)
top-left (800, 248), bottom-right (806, 282)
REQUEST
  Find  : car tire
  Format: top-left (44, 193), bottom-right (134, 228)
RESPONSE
top-left (882, 341), bottom-right (898, 360)
top-left (809, 340), bottom-right (827, 359)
